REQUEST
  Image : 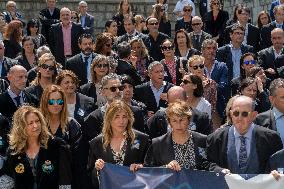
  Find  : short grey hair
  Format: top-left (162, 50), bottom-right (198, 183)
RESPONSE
top-left (101, 73), bottom-right (121, 88)
top-left (79, 1), bottom-right (87, 6)
top-left (148, 61), bottom-right (164, 73)
top-left (36, 45), bottom-right (51, 58)
top-left (270, 78), bottom-right (284, 96)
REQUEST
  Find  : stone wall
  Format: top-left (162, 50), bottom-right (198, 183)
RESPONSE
top-left (0, 0), bottom-right (273, 35)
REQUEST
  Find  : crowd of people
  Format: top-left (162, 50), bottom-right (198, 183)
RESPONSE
top-left (0, 0), bottom-right (284, 188)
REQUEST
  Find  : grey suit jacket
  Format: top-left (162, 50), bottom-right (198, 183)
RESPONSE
top-left (80, 13), bottom-right (94, 35)
top-left (188, 31), bottom-right (212, 51)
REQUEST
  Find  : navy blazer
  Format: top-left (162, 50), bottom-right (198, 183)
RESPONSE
top-left (144, 131), bottom-right (209, 170)
top-left (49, 22), bottom-right (84, 64)
top-left (0, 56), bottom-right (17, 79)
top-left (254, 109), bottom-right (277, 131)
top-left (134, 81), bottom-right (174, 113)
top-left (216, 44), bottom-right (254, 82)
top-left (268, 149), bottom-right (284, 171)
top-left (206, 125), bottom-right (283, 174)
top-left (270, 0), bottom-right (280, 21)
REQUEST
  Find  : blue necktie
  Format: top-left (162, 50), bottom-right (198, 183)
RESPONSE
top-left (239, 136), bottom-right (248, 170)
top-left (14, 96), bottom-right (21, 107)
top-left (84, 56), bottom-right (89, 66)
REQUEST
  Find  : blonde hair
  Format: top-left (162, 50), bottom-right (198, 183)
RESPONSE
top-left (31, 53), bottom-right (57, 86)
top-left (40, 85), bottom-right (69, 133)
top-left (188, 55), bottom-right (205, 67)
top-left (9, 105), bottom-right (50, 155)
top-left (102, 100), bottom-right (135, 150)
top-left (90, 54), bottom-right (109, 83)
top-left (166, 100), bottom-right (192, 122)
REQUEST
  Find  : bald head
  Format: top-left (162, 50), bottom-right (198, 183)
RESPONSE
top-left (8, 65), bottom-right (27, 74)
top-left (7, 65), bottom-right (27, 94)
top-left (232, 95), bottom-right (255, 111)
top-left (191, 16), bottom-right (203, 33)
top-left (271, 28), bottom-right (284, 50)
top-left (192, 16), bottom-right (202, 22)
top-left (167, 86), bottom-right (187, 103)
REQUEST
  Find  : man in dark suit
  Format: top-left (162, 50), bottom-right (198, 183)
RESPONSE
top-left (84, 73), bottom-right (146, 142)
top-left (78, 1), bottom-right (94, 35)
top-left (148, 86), bottom-right (211, 139)
top-left (260, 5), bottom-right (284, 50)
top-left (0, 40), bottom-right (17, 80)
top-left (134, 61), bottom-right (174, 115)
top-left (188, 16), bottom-right (211, 52)
top-left (207, 95), bottom-right (283, 174)
top-left (275, 54), bottom-right (284, 70)
top-left (0, 65), bottom-right (39, 121)
top-left (202, 39), bottom-right (228, 119)
top-left (216, 24), bottom-right (254, 83)
top-left (49, 7), bottom-right (84, 65)
top-left (116, 41), bottom-right (142, 86)
top-left (255, 78), bottom-right (284, 145)
top-left (2, 1), bottom-right (24, 24)
top-left (199, 0), bottom-right (209, 21)
top-left (221, 7), bottom-right (260, 51)
top-left (39, 0), bottom-right (60, 44)
top-left (258, 28), bottom-right (284, 80)
top-left (65, 33), bottom-right (96, 86)
top-left (268, 149), bottom-right (284, 172)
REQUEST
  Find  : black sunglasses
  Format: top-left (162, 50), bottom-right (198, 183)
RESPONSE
top-left (95, 63), bottom-right (109, 68)
top-left (161, 45), bottom-right (174, 51)
top-left (148, 22), bottom-right (159, 25)
top-left (191, 64), bottom-right (204, 70)
top-left (40, 64), bottom-right (56, 71)
top-left (182, 79), bottom-right (192, 85)
top-left (232, 111), bottom-right (251, 117)
top-left (192, 23), bottom-right (202, 26)
top-left (243, 60), bottom-right (256, 65)
top-left (105, 43), bottom-right (112, 47)
top-left (184, 9), bottom-right (192, 12)
top-left (104, 85), bottom-right (125, 92)
top-left (48, 99), bottom-right (64, 105)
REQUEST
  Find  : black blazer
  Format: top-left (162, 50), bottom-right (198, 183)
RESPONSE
top-left (257, 46), bottom-right (279, 70)
top-left (159, 20), bottom-right (171, 37)
top-left (73, 92), bottom-right (95, 127)
top-left (206, 125), bottom-right (283, 173)
top-left (205, 10), bottom-right (229, 39)
top-left (174, 17), bottom-right (193, 33)
top-left (84, 105), bottom-right (147, 142)
top-left (260, 22), bottom-right (284, 50)
top-left (275, 54), bottom-right (284, 70)
top-left (134, 81), bottom-right (174, 113)
top-left (268, 149), bottom-right (284, 171)
top-left (144, 131), bottom-right (209, 170)
top-left (15, 54), bottom-right (38, 72)
top-left (3, 40), bottom-right (22, 59)
top-left (254, 109), bottom-right (277, 131)
top-left (65, 53), bottom-right (96, 85)
top-left (148, 107), bottom-right (211, 139)
top-left (87, 130), bottom-right (150, 187)
top-left (116, 59), bottom-right (142, 86)
top-left (188, 31), bottom-right (212, 52)
top-left (0, 113), bottom-right (10, 157)
top-left (0, 90), bottom-right (39, 121)
top-left (49, 22), bottom-right (84, 64)
top-left (25, 84), bottom-right (44, 100)
top-left (3, 137), bottom-right (72, 189)
top-left (80, 13), bottom-right (95, 35)
top-left (0, 56), bottom-right (17, 79)
top-left (79, 82), bottom-right (97, 102)
top-left (216, 44), bottom-right (254, 82)
top-left (221, 24), bottom-right (260, 51)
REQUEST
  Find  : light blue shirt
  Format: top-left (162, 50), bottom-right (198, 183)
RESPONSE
top-left (234, 123), bottom-right (255, 163)
top-left (230, 44), bottom-right (242, 78)
top-left (80, 15), bottom-right (86, 28)
top-left (149, 80), bottom-right (166, 107)
top-left (7, 87), bottom-right (24, 106)
top-left (81, 53), bottom-right (92, 81)
top-left (273, 107), bottom-right (284, 145)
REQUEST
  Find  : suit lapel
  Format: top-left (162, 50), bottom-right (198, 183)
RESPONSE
top-left (146, 82), bottom-right (158, 109)
top-left (270, 110), bottom-right (277, 131)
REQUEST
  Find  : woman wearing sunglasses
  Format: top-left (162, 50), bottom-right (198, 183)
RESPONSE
top-left (151, 3), bottom-right (171, 37)
top-left (40, 84), bottom-right (82, 189)
top-left (174, 4), bottom-right (193, 33)
top-left (231, 53), bottom-right (257, 96)
top-left (80, 55), bottom-right (109, 108)
top-left (188, 55), bottom-right (219, 129)
top-left (25, 53), bottom-right (57, 100)
top-left (88, 100), bottom-right (150, 188)
top-left (26, 19), bottom-right (46, 49)
top-left (55, 70), bottom-right (95, 127)
top-left (3, 105), bottom-right (72, 189)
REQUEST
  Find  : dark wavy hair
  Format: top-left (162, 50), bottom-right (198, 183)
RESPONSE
top-left (26, 19), bottom-right (40, 36)
top-left (174, 29), bottom-right (191, 48)
top-left (94, 32), bottom-right (112, 56)
top-left (189, 74), bottom-right (204, 97)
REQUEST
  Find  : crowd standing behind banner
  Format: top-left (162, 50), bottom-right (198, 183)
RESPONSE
top-left (0, 0), bottom-right (284, 188)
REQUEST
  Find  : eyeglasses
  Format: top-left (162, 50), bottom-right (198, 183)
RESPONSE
top-left (105, 43), bottom-right (112, 47)
top-left (95, 63), bottom-right (109, 68)
top-left (48, 99), bottom-right (64, 105)
top-left (191, 64), bottom-right (205, 70)
top-left (182, 79), bottom-right (192, 85)
top-left (192, 23), bottom-right (202, 26)
top-left (148, 22), bottom-right (159, 25)
top-left (243, 60), bottom-right (256, 65)
top-left (161, 45), bottom-right (174, 51)
top-left (40, 64), bottom-right (56, 71)
top-left (160, 9), bottom-right (165, 12)
top-left (212, 2), bottom-right (220, 5)
top-left (71, 17), bottom-right (78, 20)
top-left (232, 111), bottom-right (251, 117)
top-left (104, 85), bottom-right (125, 92)
top-left (184, 9), bottom-right (192, 12)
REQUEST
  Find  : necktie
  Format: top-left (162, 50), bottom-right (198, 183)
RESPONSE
top-left (84, 56), bottom-right (89, 66)
top-left (239, 136), bottom-right (248, 170)
top-left (14, 96), bottom-right (21, 107)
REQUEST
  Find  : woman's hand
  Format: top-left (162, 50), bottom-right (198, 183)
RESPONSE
top-left (166, 160), bottom-right (181, 171)
top-left (130, 163), bottom-right (143, 172)
top-left (95, 159), bottom-right (105, 171)
top-left (221, 169), bottom-right (231, 175)
top-left (271, 170), bottom-right (282, 181)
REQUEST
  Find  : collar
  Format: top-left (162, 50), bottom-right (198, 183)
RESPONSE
top-left (7, 87), bottom-right (23, 99)
top-left (193, 31), bottom-right (202, 35)
top-left (80, 52), bottom-right (92, 59)
top-left (273, 107), bottom-right (284, 120)
top-left (233, 123), bottom-right (255, 140)
top-left (229, 43), bottom-right (241, 50)
top-left (101, 103), bottom-right (109, 113)
top-left (127, 30), bottom-right (138, 37)
top-left (149, 80), bottom-right (166, 90)
top-left (61, 22), bottom-right (72, 28)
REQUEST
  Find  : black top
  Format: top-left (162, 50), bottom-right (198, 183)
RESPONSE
top-left (3, 40), bottom-right (22, 59)
top-left (145, 32), bottom-right (169, 61)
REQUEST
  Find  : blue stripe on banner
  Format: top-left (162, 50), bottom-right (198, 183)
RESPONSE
top-left (99, 163), bottom-right (229, 189)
